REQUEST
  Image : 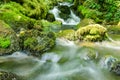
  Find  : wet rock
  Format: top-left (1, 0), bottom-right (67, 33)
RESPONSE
top-left (100, 55), bottom-right (117, 69)
top-left (0, 71), bottom-right (21, 80)
top-left (19, 29), bottom-right (56, 57)
top-left (111, 61), bottom-right (120, 75)
top-left (0, 20), bottom-right (19, 55)
top-left (58, 5), bottom-right (71, 20)
top-left (57, 29), bottom-right (76, 40)
top-left (75, 24), bottom-right (108, 42)
top-left (45, 13), bottom-right (55, 22)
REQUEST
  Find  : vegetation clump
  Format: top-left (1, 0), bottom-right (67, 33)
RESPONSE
top-left (0, 37), bottom-right (11, 48)
top-left (19, 29), bottom-right (56, 56)
top-left (74, 0), bottom-right (120, 24)
top-left (76, 24), bottom-right (108, 41)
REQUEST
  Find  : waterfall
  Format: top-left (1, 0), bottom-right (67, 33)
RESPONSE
top-left (49, 2), bottom-right (80, 26)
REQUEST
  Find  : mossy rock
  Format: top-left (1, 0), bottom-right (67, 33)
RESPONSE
top-left (0, 20), bottom-right (20, 55)
top-left (76, 24), bottom-right (108, 42)
top-left (57, 29), bottom-right (76, 40)
top-left (19, 29), bottom-right (56, 56)
top-left (0, 71), bottom-right (22, 80)
top-left (0, 2), bottom-right (35, 32)
top-left (45, 13), bottom-right (55, 22)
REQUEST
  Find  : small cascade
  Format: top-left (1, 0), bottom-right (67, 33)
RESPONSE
top-left (49, 2), bottom-right (80, 28)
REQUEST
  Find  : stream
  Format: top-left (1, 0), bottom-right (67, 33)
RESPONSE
top-left (0, 2), bottom-right (120, 80)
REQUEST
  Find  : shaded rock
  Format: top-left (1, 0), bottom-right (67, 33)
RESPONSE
top-left (19, 29), bottom-right (56, 57)
top-left (0, 71), bottom-right (21, 80)
top-left (45, 13), bottom-right (55, 22)
top-left (58, 5), bottom-right (71, 20)
top-left (111, 61), bottom-right (120, 75)
top-left (76, 24), bottom-right (108, 42)
top-left (100, 55), bottom-right (117, 69)
top-left (0, 20), bottom-right (19, 55)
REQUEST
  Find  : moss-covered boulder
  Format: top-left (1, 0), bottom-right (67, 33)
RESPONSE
top-left (76, 24), bottom-right (108, 42)
top-left (19, 29), bottom-right (56, 56)
top-left (0, 2), bottom-right (35, 32)
top-left (0, 71), bottom-right (21, 80)
top-left (0, 20), bottom-right (19, 55)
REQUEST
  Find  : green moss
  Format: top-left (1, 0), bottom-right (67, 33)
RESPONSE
top-left (0, 20), bottom-right (10, 28)
top-left (24, 37), bottom-right (36, 48)
top-left (76, 24), bottom-right (108, 41)
top-left (90, 28), bottom-right (99, 35)
top-left (0, 37), bottom-right (11, 48)
top-left (57, 29), bottom-right (76, 40)
top-left (0, 7), bottom-right (35, 32)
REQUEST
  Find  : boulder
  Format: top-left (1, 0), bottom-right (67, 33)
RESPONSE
top-left (75, 24), bottom-right (108, 42)
top-left (0, 71), bottom-right (22, 80)
top-left (111, 61), bottom-right (120, 75)
top-left (19, 29), bottom-right (56, 57)
top-left (58, 5), bottom-right (71, 20)
top-left (0, 20), bottom-right (19, 55)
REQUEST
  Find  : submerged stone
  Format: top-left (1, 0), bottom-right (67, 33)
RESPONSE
top-left (111, 61), bottom-right (120, 75)
top-left (0, 71), bottom-right (21, 80)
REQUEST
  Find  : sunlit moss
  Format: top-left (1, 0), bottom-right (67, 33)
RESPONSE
top-left (0, 37), bottom-right (11, 48)
top-left (76, 24), bottom-right (108, 41)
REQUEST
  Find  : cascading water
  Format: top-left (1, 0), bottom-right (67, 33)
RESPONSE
top-left (49, 2), bottom-right (80, 28)
top-left (0, 38), bottom-right (120, 80)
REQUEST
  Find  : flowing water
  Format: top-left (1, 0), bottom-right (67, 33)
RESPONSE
top-left (49, 2), bottom-right (80, 29)
top-left (0, 2), bottom-right (120, 80)
top-left (0, 37), bottom-right (120, 80)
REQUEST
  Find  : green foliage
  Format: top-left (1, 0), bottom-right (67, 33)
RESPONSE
top-left (78, 5), bottom-right (102, 22)
top-left (24, 37), bottom-right (36, 48)
top-left (76, 0), bottom-right (120, 24)
top-left (0, 37), bottom-right (11, 48)
top-left (0, 2), bottom-right (36, 32)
